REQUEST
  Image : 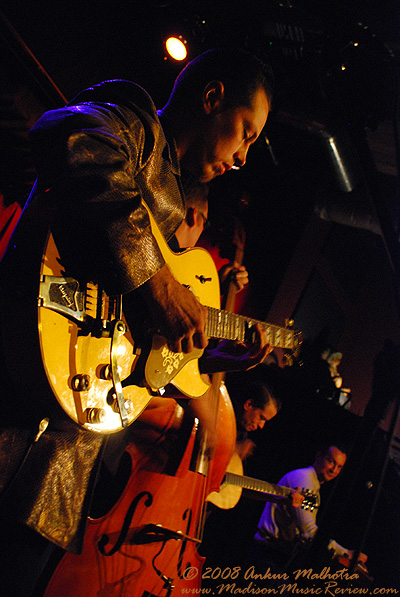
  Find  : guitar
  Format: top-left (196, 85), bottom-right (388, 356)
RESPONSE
top-left (31, 203), bottom-right (302, 433)
top-left (207, 452), bottom-right (318, 511)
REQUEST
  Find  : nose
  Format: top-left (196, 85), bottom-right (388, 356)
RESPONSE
top-left (233, 147), bottom-right (247, 168)
top-left (258, 420), bottom-right (266, 429)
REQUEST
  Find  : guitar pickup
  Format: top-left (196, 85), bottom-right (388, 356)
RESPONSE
top-left (38, 274), bottom-right (86, 323)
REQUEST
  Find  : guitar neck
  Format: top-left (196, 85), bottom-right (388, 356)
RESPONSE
top-left (205, 307), bottom-right (298, 350)
top-left (223, 471), bottom-right (290, 499)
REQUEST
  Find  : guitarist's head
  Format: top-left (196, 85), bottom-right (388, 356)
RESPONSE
top-left (175, 183), bottom-right (209, 249)
top-left (228, 376), bottom-right (281, 433)
top-left (313, 444), bottom-right (347, 484)
top-left (159, 48), bottom-right (274, 184)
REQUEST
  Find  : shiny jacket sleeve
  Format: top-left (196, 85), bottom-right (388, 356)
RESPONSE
top-left (29, 100), bottom-right (183, 295)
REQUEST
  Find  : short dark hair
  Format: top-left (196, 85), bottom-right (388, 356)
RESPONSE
top-left (226, 373), bottom-right (281, 413)
top-left (316, 441), bottom-right (349, 458)
top-left (167, 47), bottom-right (274, 112)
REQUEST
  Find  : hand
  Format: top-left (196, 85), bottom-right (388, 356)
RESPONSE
top-left (199, 324), bottom-right (272, 374)
top-left (142, 264), bottom-right (208, 353)
top-left (219, 262), bottom-right (249, 293)
top-left (241, 324), bottom-right (273, 370)
top-left (333, 375), bottom-right (343, 389)
top-left (290, 488), bottom-right (305, 509)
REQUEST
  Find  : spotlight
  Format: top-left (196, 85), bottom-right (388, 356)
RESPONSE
top-left (162, 12), bottom-right (207, 63)
top-left (165, 35), bottom-right (188, 61)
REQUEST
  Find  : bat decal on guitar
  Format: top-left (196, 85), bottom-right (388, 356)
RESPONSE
top-left (38, 202), bottom-right (301, 433)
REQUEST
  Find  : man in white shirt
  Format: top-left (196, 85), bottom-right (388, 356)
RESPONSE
top-left (251, 443), bottom-right (365, 572)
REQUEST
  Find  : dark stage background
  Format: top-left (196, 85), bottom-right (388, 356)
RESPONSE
top-left (1, 0), bottom-right (400, 587)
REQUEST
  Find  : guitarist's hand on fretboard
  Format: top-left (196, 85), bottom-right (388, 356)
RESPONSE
top-left (244, 323), bottom-right (273, 369)
top-left (200, 323), bottom-right (272, 374)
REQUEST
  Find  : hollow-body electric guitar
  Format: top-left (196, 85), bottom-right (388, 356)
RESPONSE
top-left (16, 203), bottom-right (301, 434)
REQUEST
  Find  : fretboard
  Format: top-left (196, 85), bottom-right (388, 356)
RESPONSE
top-left (223, 471), bottom-right (290, 499)
top-left (205, 306), bottom-right (299, 350)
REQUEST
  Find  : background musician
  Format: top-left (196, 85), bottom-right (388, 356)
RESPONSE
top-left (250, 442), bottom-right (368, 573)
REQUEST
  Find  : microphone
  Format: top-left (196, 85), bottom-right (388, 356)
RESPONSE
top-left (263, 133), bottom-right (279, 166)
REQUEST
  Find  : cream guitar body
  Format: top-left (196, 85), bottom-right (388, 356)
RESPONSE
top-left (37, 207), bottom-right (221, 433)
top-left (1, 200), bottom-right (300, 434)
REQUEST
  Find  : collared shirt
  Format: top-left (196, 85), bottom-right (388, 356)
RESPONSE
top-left (254, 465), bottom-right (321, 543)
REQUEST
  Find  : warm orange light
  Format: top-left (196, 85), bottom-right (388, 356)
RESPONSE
top-left (165, 36), bottom-right (188, 61)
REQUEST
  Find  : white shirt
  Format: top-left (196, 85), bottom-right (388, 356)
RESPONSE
top-left (254, 465), bottom-right (350, 558)
top-left (254, 465), bottom-right (321, 542)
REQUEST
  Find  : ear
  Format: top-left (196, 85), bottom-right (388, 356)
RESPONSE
top-left (203, 80), bottom-right (224, 114)
top-left (243, 399), bottom-right (253, 411)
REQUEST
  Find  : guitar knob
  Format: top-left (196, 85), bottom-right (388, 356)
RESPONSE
top-left (71, 374), bottom-right (91, 391)
top-left (85, 407), bottom-right (107, 424)
top-left (100, 365), bottom-right (112, 380)
top-left (99, 364), bottom-right (122, 380)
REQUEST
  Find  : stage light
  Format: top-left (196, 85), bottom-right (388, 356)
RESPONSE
top-left (162, 12), bottom-right (207, 63)
top-left (165, 35), bottom-right (188, 61)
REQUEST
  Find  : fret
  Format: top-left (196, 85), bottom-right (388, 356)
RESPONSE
top-left (206, 306), bottom-right (246, 342)
top-left (275, 327), bottom-right (282, 348)
top-left (221, 311), bottom-right (226, 338)
top-left (264, 323), bottom-right (274, 345)
top-left (224, 311), bottom-right (230, 339)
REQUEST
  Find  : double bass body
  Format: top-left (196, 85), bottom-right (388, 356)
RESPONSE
top-left (44, 391), bottom-right (236, 596)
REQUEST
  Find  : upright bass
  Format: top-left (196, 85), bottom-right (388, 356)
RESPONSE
top-left (43, 379), bottom-right (236, 597)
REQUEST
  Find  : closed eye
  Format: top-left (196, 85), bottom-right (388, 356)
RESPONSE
top-left (244, 128), bottom-right (257, 144)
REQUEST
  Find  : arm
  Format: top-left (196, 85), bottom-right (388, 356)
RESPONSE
top-left (283, 468), bottom-right (320, 539)
top-left (30, 105), bottom-right (167, 292)
top-left (30, 103), bottom-right (207, 353)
